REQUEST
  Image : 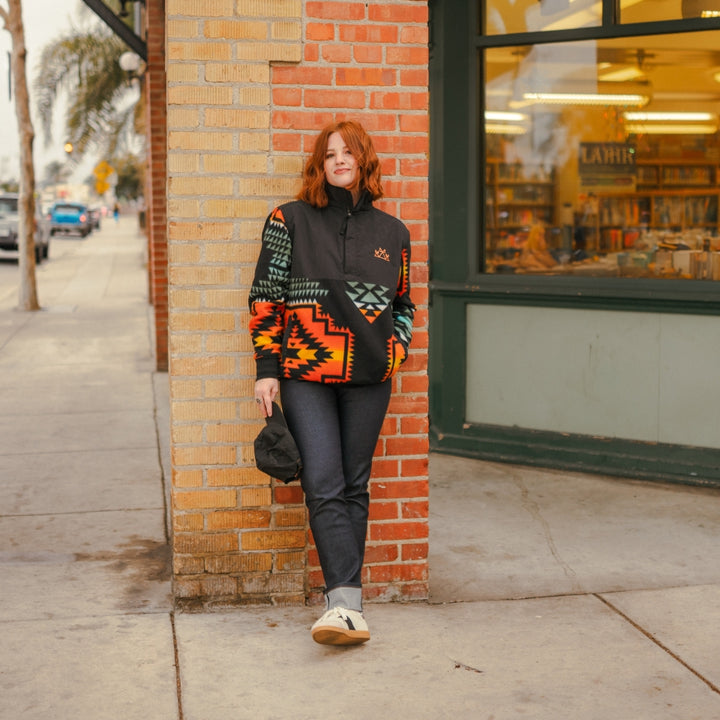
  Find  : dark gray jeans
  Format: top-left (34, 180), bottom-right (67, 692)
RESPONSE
top-left (280, 379), bottom-right (392, 600)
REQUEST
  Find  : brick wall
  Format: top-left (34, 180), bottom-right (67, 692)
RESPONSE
top-left (167, 0), bottom-right (429, 608)
top-left (146, 0), bottom-right (168, 371)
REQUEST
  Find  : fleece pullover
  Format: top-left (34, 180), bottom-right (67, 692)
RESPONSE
top-left (249, 184), bottom-right (414, 385)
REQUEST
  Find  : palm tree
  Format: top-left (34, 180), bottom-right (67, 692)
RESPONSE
top-left (34, 23), bottom-right (144, 163)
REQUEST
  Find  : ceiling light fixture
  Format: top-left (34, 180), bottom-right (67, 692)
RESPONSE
top-left (624, 111), bottom-right (716, 121)
top-left (521, 91), bottom-right (649, 106)
top-left (681, 0), bottom-right (720, 17)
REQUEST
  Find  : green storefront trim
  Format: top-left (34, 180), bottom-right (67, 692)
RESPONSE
top-left (428, 0), bottom-right (720, 488)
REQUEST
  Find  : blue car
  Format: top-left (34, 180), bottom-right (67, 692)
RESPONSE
top-left (49, 202), bottom-right (93, 238)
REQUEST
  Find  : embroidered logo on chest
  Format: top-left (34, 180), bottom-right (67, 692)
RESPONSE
top-left (374, 247), bottom-right (390, 262)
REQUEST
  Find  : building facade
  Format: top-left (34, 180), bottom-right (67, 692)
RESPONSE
top-left (164, 0), bottom-right (430, 607)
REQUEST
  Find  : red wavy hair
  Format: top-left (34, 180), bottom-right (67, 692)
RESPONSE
top-left (297, 120), bottom-right (384, 208)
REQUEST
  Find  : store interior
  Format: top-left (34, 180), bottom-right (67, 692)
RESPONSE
top-left (483, 25), bottom-right (720, 279)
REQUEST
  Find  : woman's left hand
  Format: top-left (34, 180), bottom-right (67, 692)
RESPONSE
top-left (254, 377), bottom-right (279, 417)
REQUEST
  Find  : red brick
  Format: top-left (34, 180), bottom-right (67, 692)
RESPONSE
top-left (400, 25), bottom-right (429, 44)
top-left (368, 3), bottom-right (428, 23)
top-left (305, 44), bottom-right (320, 62)
top-left (353, 45), bottom-right (383, 63)
top-left (401, 69), bottom-right (429, 87)
top-left (401, 415), bottom-right (429, 435)
top-left (305, 89), bottom-right (366, 109)
top-left (273, 66), bottom-right (333, 86)
top-left (370, 91), bottom-right (428, 111)
top-left (322, 44), bottom-right (353, 63)
top-left (401, 458), bottom-right (429, 477)
top-left (401, 158), bottom-right (429, 176)
top-left (400, 114), bottom-right (429, 133)
top-left (373, 479), bottom-right (429, 499)
top-left (273, 110), bottom-right (335, 130)
top-left (339, 24), bottom-right (398, 43)
top-left (400, 201), bottom-right (429, 221)
top-left (307, 22), bottom-right (335, 41)
top-left (386, 435), bottom-right (428, 456)
top-left (274, 485), bottom-right (304, 504)
top-left (386, 46), bottom-right (429, 66)
top-left (370, 458), bottom-right (398, 479)
top-left (273, 88), bottom-right (302, 107)
top-left (336, 67), bottom-right (396, 86)
top-left (364, 543), bottom-right (399, 564)
top-left (369, 501), bottom-right (399, 520)
top-left (369, 563), bottom-right (428, 583)
top-left (402, 500), bottom-right (428, 519)
top-left (370, 521), bottom-right (428, 541)
top-left (401, 374), bottom-right (429, 394)
top-left (402, 542), bottom-right (428, 561)
top-left (273, 133), bottom-right (302, 152)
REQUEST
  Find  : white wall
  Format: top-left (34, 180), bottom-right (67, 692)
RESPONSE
top-left (466, 304), bottom-right (720, 449)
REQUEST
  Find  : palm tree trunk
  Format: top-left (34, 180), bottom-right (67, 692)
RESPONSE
top-left (5, 0), bottom-right (39, 310)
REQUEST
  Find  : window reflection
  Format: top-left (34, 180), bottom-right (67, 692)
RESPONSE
top-left (483, 33), bottom-right (720, 280)
top-left (484, 0), bottom-right (601, 35)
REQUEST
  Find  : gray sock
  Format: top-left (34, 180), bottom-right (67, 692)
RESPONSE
top-left (326, 586), bottom-right (363, 612)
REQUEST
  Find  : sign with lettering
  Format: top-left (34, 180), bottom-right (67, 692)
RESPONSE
top-left (579, 142), bottom-right (636, 193)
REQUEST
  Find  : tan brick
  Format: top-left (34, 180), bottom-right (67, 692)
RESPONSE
top-left (205, 63), bottom-right (270, 84)
top-left (172, 356), bottom-right (236, 377)
top-left (173, 401), bottom-right (237, 422)
top-left (237, 177), bottom-right (300, 198)
top-left (172, 469), bottom-right (204, 489)
top-left (169, 221), bottom-right (234, 241)
top-left (169, 266), bottom-right (235, 286)
top-left (169, 244), bottom-right (202, 264)
top-left (170, 312), bottom-right (236, 332)
top-left (167, 0), bottom-right (234, 16)
top-left (207, 510), bottom-right (271, 530)
top-left (203, 154), bottom-right (268, 175)
top-left (207, 467), bottom-right (267, 487)
top-left (167, 198), bottom-right (200, 218)
top-left (169, 176), bottom-right (234, 196)
top-left (205, 333), bottom-right (247, 353)
top-left (236, 0), bottom-right (301, 17)
top-left (172, 424), bottom-right (204, 444)
top-left (271, 21), bottom-right (302, 40)
top-left (173, 490), bottom-right (237, 510)
top-left (169, 131), bottom-right (234, 151)
top-left (169, 333), bottom-right (203, 354)
top-left (276, 550), bottom-right (306, 571)
top-left (237, 86), bottom-right (271, 107)
top-left (241, 487), bottom-right (272, 507)
top-left (173, 445), bottom-right (237, 466)
top-left (167, 64), bottom-right (199, 82)
top-left (205, 108), bottom-right (269, 129)
top-left (205, 553), bottom-right (272, 574)
top-left (173, 555), bottom-right (204, 574)
top-left (167, 19), bottom-right (199, 38)
top-left (170, 378), bottom-right (203, 398)
top-left (206, 423), bottom-right (249, 443)
top-left (238, 132), bottom-right (271, 152)
top-left (174, 532), bottom-right (238, 555)
top-left (241, 530), bottom-right (306, 550)
top-left (203, 288), bottom-right (245, 307)
top-left (240, 572), bottom-right (304, 595)
top-left (205, 198), bottom-right (268, 219)
top-left (237, 43), bottom-right (301, 63)
top-left (167, 107), bottom-right (200, 128)
top-left (205, 378), bottom-right (246, 397)
top-left (168, 42), bottom-right (233, 62)
top-left (204, 244), bottom-right (245, 264)
top-left (204, 20), bottom-right (267, 40)
top-left (168, 86), bottom-right (233, 105)
top-left (273, 155), bottom-right (303, 175)
top-left (275, 508), bottom-right (307, 527)
top-left (173, 512), bottom-right (204, 532)
top-left (198, 575), bottom-right (238, 596)
top-left (168, 154), bottom-right (201, 173)
top-left (169, 289), bottom-right (202, 308)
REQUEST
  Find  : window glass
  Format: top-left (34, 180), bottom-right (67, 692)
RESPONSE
top-left (621, 0), bottom-right (720, 23)
top-left (483, 32), bottom-right (720, 280)
top-left (484, 0), bottom-right (601, 35)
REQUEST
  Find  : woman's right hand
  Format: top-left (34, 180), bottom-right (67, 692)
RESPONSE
top-left (254, 378), bottom-right (279, 418)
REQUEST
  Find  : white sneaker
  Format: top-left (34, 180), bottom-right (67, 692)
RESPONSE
top-left (311, 606), bottom-right (370, 646)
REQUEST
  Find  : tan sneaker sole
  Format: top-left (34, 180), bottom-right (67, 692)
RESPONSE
top-left (311, 626), bottom-right (370, 646)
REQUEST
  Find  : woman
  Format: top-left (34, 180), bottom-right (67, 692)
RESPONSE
top-left (249, 120), bottom-right (414, 646)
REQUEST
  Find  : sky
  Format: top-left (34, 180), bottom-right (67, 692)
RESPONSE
top-left (0, 0), bottom-right (98, 183)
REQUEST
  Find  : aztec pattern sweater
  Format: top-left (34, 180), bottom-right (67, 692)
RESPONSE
top-left (249, 184), bottom-right (414, 385)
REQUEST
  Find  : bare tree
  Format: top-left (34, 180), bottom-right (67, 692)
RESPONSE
top-left (0, 0), bottom-right (39, 311)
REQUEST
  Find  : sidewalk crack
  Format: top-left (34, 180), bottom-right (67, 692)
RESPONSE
top-left (170, 611), bottom-right (185, 720)
top-left (595, 594), bottom-right (720, 696)
top-left (511, 471), bottom-right (583, 593)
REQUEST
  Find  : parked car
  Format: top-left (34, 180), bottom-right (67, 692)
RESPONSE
top-left (88, 206), bottom-right (102, 230)
top-left (0, 193), bottom-right (51, 263)
top-left (49, 202), bottom-right (93, 237)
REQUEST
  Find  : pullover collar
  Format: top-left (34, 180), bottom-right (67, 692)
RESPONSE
top-left (325, 183), bottom-right (373, 213)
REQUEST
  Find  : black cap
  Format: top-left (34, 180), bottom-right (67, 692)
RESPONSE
top-left (254, 402), bottom-right (302, 483)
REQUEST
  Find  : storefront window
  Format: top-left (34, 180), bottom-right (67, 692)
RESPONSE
top-left (621, 0), bottom-right (720, 23)
top-left (484, 0), bottom-right (601, 35)
top-left (483, 31), bottom-right (720, 280)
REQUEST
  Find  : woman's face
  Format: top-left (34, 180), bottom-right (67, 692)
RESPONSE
top-left (324, 132), bottom-right (358, 191)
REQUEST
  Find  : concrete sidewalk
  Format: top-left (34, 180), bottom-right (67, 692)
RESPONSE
top-left (1, 218), bottom-right (719, 719)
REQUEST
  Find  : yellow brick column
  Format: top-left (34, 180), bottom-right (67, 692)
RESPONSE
top-left (166, 0), bottom-right (305, 606)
